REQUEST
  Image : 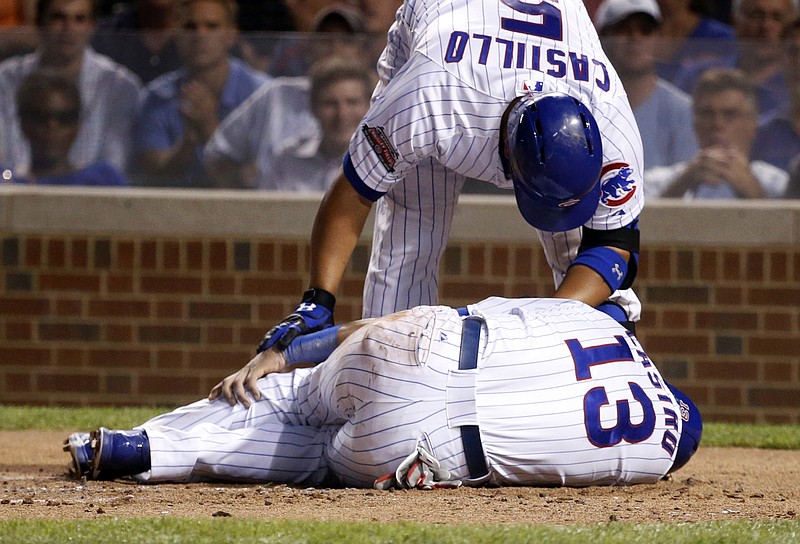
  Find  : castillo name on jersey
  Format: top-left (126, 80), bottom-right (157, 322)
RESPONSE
top-left (443, 30), bottom-right (612, 92)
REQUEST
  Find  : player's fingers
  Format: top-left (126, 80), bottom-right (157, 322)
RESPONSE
top-left (232, 374), bottom-right (251, 408)
top-left (219, 376), bottom-right (238, 406)
top-left (208, 381), bottom-right (223, 401)
top-left (245, 369), bottom-right (261, 402)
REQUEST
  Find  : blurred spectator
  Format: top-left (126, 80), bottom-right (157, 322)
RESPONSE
top-left (307, 4), bottom-right (370, 61)
top-left (752, 15), bottom-right (800, 171)
top-left (313, 3), bottom-right (365, 34)
top-left (204, 75), bottom-right (316, 188)
top-left (646, 68), bottom-right (788, 199)
top-left (204, 6), bottom-right (373, 189)
top-left (596, 0), bottom-right (698, 170)
top-left (654, 0), bottom-right (737, 87)
top-left (132, 0), bottom-right (270, 187)
top-left (3, 70), bottom-right (129, 185)
top-left (282, 0), bottom-right (340, 33)
top-left (731, 0), bottom-right (799, 117)
top-left (91, 0), bottom-right (182, 84)
top-left (350, 0), bottom-right (402, 66)
top-left (349, 0), bottom-right (401, 36)
top-left (672, 0), bottom-right (799, 119)
top-left (784, 153), bottom-right (800, 196)
top-left (266, 1), bottom-right (364, 77)
top-left (267, 56), bottom-right (372, 191)
top-left (0, 0), bottom-right (38, 60)
top-left (232, 0), bottom-right (301, 75)
top-left (0, 0), bottom-right (141, 177)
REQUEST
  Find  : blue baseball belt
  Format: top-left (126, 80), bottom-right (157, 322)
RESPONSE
top-left (458, 316), bottom-right (490, 480)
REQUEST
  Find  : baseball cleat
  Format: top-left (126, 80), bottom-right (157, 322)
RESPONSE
top-left (63, 432), bottom-right (93, 479)
top-left (90, 427), bottom-right (151, 481)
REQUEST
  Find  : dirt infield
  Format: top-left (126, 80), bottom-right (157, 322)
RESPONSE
top-left (1, 431), bottom-right (799, 525)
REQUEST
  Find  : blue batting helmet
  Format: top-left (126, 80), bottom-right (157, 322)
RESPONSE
top-left (504, 92), bottom-right (603, 232)
top-left (667, 382), bottom-right (703, 473)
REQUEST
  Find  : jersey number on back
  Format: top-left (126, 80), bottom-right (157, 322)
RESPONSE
top-left (567, 336), bottom-right (656, 448)
top-left (500, 0), bottom-right (563, 41)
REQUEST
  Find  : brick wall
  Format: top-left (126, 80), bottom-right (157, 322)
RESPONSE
top-left (1, 188), bottom-right (799, 423)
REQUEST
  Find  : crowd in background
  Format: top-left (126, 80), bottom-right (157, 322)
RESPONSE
top-left (1, 0), bottom-right (799, 199)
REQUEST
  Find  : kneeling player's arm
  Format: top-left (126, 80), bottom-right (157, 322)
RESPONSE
top-left (555, 223), bottom-right (640, 307)
top-left (283, 318), bottom-right (379, 366)
top-left (310, 173), bottom-right (374, 296)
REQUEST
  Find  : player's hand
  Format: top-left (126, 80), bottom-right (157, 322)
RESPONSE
top-left (373, 443), bottom-right (462, 490)
top-left (256, 289), bottom-right (336, 353)
top-left (208, 349), bottom-right (287, 408)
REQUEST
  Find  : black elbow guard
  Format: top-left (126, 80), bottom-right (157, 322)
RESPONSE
top-left (579, 220), bottom-right (640, 290)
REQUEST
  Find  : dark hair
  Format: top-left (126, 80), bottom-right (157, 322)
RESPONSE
top-left (692, 67), bottom-right (757, 110)
top-left (36, 0), bottom-right (97, 26)
top-left (689, 0), bottom-right (718, 17)
top-left (177, 0), bottom-right (239, 25)
top-left (308, 56), bottom-right (374, 105)
top-left (16, 70), bottom-right (81, 120)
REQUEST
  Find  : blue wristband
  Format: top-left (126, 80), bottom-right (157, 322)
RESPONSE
top-left (283, 325), bottom-right (342, 365)
top-left (570, 246), bottom-right (628, 292)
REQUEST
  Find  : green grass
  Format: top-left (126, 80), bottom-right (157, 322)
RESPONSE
top-left (0, 519), bottom-right (798, 544)
top-left (702, 422), bottom-right (800, 449)
top-left (2, 405), bottom-right (799, 449)
top-left (0, 405), bottom-right (167, 431)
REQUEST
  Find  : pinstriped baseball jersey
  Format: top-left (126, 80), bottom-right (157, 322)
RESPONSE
top-left (462, 296), bottom-right (674, 484)
top-left (133, 297), bottom-right (679, 487)
top-left (347, 0), bottom-right (645, 320)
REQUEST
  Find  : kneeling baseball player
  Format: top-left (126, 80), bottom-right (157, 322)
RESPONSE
top-left (64, 297), bottom-right (701, 489)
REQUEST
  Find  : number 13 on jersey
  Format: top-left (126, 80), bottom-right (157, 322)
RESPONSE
top-left (567, 332), bottom-right (682, 458)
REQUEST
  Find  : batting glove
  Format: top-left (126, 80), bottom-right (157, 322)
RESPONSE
top-left (256, 288), bottom-right (336, 353)
top-left (374, 443), bottom-right (462, 490)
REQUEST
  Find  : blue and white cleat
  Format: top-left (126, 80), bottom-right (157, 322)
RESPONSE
top-left (90, 427), bottom-right (151, 481)
top-left (63, 432), bottom-right (93, 479)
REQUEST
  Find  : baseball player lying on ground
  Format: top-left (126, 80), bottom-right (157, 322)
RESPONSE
top-left (64, 297), bottom-right (702, 489)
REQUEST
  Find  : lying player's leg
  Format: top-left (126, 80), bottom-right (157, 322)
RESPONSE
top-left (299, 305), bottom-right (470, 487)
top-left (324, 398), bottom-right (464, 488)
top-left (66, 368), bottom-right (327, 482)
top-left (137, 422), bottom-right (332, 484)
top-left (146, 367), bottom-right (315, 431)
